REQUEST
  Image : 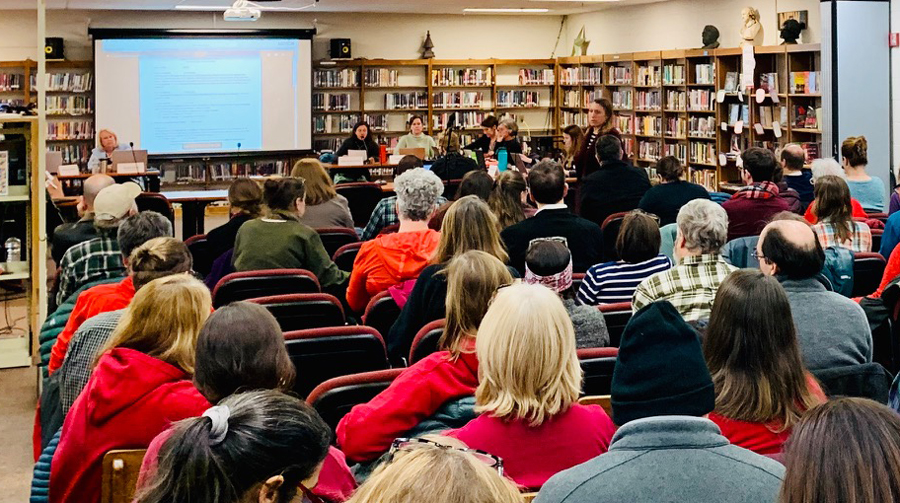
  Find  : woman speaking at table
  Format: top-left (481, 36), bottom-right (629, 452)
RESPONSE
top-left (87, 129), bottom-right (128, 173)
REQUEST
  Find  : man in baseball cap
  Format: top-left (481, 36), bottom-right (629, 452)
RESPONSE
top-left (93, 182), bottom-right (142, 227)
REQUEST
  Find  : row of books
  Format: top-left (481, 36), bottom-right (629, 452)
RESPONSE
top-left (497, 90), bottom-right (541, 108)
top-left (800, 142), bottom-right (820, 160)
top-left (636, 66), bottom-right (661, 87)
top-left (432, 91), bottom-right (485, 109)
top-left (688, 90), bottom-right (715, 111)
top-left (616, 115), bottom-right (634, 135)
top-left (385, 92), bottom-right (428, 110)
top-left (727, 103), bottom-right (751, 126)
top-left (47, 144), bottom-right (90, 166)
top-left (432, 111), bottom-right (486, 129)
top-left (160, 163), bottom-right (207, 184)
top-left (622, 137), bottom-right (635, 157)
top-left (431, 68), bottom-right (493, 87)
top-left (689, 117), bottom-right (716, 138)
top-left (314, 138), bottom-right (342, 152)
top-left (559, 67), bottom-right (602, 86)
top-left (791, 71), bottom-right (820, 94)
top-left (39, 72), bottom-right (93, 92)
top-left (664, 142), bottom-right (688, 164)
top-left (688, 167), bottom-right (717, 191)
top-left (314, 69), bottom-right (359, 88)
top-left (636, 116), bottom-right (662, 137)
top-left (612, 90), bottom-right (633, 110)
top-left (665, 117), bottom-right (687, 138)
top-left (663, 65), bottom-right (686, 86)
top-left (794, 105), bottom-right (822, 129)
top-left (636, 91), bottom-right (661, 111)
top-left (694, 64), bottom-right (715, 85)
top-left (0, 73), bottom-right (24, 91)
top-left (47, 120), bottom-right (92, 140)
top-left (312, 93), bottom-right (353, 111)
top-left (638, 140), bottom-right (661, 161)
top-left (665, 90), bottom-right (686, 111)
top-left (364, 114), bottom-right (389, 132)
top-left (759, 105), bottom-right (788, 128)
top-left (364, 68), bottom-right (400, 87)
top-left (562, 111), bottom-right (587, 128)
top-left (689, 141), bottom-right (716, 165)
top-left (518, 69), bottom-right (555, 85)
top-left (608, 66), bottom-right (633, 85)
top-left (46, 95), bottom-right (93, 116)
top-left (313, 114), bottom-right (360, 134)
top-left (723, 72), bottom-right (745, 93)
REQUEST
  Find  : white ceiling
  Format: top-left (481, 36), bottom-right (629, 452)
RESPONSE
top-left (0, 0), bottom-right (665, 15)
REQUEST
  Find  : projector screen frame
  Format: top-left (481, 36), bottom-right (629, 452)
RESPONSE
top-left (89, 28), bottom-right (317, 162)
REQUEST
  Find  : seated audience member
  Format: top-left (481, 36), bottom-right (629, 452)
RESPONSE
top-left (137, 302), bottom-right (355, 502)
top-left (842, 136), bottom-right (885, 212)
top-left (891, 185), bottom-right (900, 215)
top-left (463, 115), bottom-right (499, 152)
top-left (206, 177), bottom-right (262, 261)
top-left (428, 169), bottom-right (493, 231)
top-left (337, 251), bottom-right (513, 462)
top-left (291, 158), bottom-right (355, 229)
top-left (704, 270), bottom-right (826, 455)
top-left (633, 199), bottom-right (736, 322)
top-left (334, 121), bottom-right (379, 162)
top-left (502, 160), bottom-right (603, 274)
top-left (51, 174), bottom-right (115, 264)
top-left (489, 169), bottom-right (530, 229)
top-left (810, 175), bottom-right (872, 253)
top-left (637, 156), bottom-right (710, 226)
top-left (561, 124), bottom-right (585, 172)
top-left (491, 118), bottom-right (522, 156)
top-left (535, 301), bottom-right (785, 503)
top-left (774, 164), bottom-right (802, 213)
top-left (881, 205), bottom-right (900, 259)
top-left (757, 219), bottom-right (872, 370)
top-left (804, 158), bottom-right (868, 223)
top-left (56, 237), bottom-right (195, 412)
top-left (361, 155), bottom-right (446, 240)
top-left (524, 240), bottom-right (610, 348)
top-left (388, 196), bottom-right (511, 361)
top-left (56, 182), bottom-right (141, 305)
top-left (721, 147), bottom-right (790, 240)
top-left (50, 275), bottom-right (212, 503)
top-left (396, 115), bottom-right (437, 159)
top-left (233, 177), bottom-right (348, 291)
top-left (49, 212), bottom-right (175, 374)
top-left (779, 398), bottom-right (900, 503)
top-left (578, 211), bottom-right (672, 306)
top-left (346, 168), bottom-right (443, 312)
top-left (579, 135), bottom-right (651, 228)
top-left (346, 437), bottom-right (521, 503)
top-left (446, 283), bottom-right (615, 489)
top-left (720, 211), bottom-right (805, 269)
top-left (135, 390), bottom-right (331, 503)
top-left (780, 144), bottom-right (814, 210)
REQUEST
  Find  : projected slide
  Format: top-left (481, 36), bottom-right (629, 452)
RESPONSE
top-left (95, 38), bottom-right (312, 154)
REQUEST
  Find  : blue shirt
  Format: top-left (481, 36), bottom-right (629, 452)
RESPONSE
top-left (577, 254), bottom-right (672, 306)
top-left (847, 177), bottom-right (886, 212)
top-left (880, 210), bottom-right (900, 259)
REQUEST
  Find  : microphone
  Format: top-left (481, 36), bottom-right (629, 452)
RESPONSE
top-left (129, 141), bottom-right (138, 164)
top-left (237, 142), bottom-right (241, 153)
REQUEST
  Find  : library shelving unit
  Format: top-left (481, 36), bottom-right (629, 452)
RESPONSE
top-left (493, 58), bottom-right (557, 145)
top-left (661, 50), bottom-right (688, 177)
top-left (556, 54), bottom-right (603, 132)
top-left (633, 51), bottom-right (663, 170)
top-left (603, 53), bottom-right (635, 158)
top-left (786, 44), bottom-right (823, 159)
top-left (42, 60), bottom-right (95, 169)
top-left (684, 49), bottom-right (718, 189)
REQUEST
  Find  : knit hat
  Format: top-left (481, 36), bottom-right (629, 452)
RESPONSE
top-left (611, 301), bottom-right (715, 426)
top-left (94, 182), bottom-right (141, 223)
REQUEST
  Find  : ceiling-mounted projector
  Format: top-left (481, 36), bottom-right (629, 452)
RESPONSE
top-left (224, 0), bottom-right (261, 21)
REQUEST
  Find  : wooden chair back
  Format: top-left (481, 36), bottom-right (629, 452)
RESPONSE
top-left (579, 395), bottom-right (613, 417)
top-left (100, 449), bottom-right (147, 503)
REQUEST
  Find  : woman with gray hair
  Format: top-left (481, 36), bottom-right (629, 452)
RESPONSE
top-left (346, 168), bottom-right (444, 312)
top-left (632, 199), bottom-right (737, 322)
top-left (491, 117), bottom-right (522, 157)
top-left (805, 158), bottom-right (868, 224)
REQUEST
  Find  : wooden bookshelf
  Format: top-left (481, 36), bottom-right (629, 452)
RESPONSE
top-left (41, 60), bottom-right (95, 169)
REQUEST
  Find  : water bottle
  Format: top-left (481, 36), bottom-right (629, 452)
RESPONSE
top-left (497, 147), bottom-right (508, 172)
top-left (5, 237), bottom-right (21, 263)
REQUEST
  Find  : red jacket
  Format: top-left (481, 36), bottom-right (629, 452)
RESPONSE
top-left (346, 229), bottom-right (440, 312)
top-left (445, 404), bottom-right (616, 490)
top-left (336, 350), bottom-right (478, 462)
top-left (50, 348), bottom-right (209, 503)
top-left (49, 277), bottom-right (136, 374)
top-left (805, 198), bottom-right (868, 224)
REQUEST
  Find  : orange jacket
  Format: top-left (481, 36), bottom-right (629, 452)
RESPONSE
top-left (346, 229), bottom-right (440, 312)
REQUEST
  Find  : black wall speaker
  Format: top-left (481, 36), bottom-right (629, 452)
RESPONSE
top-left (330, 39), bottom-right (351, 59)
top-left (45, 38), bottom-right (64, 60)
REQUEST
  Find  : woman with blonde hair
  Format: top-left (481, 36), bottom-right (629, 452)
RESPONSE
top-left (347, 436), bottom-right (522, 503)
top-left (489, 169), bottom-right (530, 229)
top-left (338, 251), bottom-right (513, 463)
top-left (842, 135), bottom-right (885, 211)
top-left (290, 158), bottom-right (354, 229)
top-left (445, 282), bottom-right (615, 490)
top-left (50, 275), bottom-right (213, 503)
top-left (388, 196), bottom-right (512, 361)
top-left (811, 175), bottom-right (872, 253)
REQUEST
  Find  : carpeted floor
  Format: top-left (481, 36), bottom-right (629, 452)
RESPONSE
top-left (0, 366), bottom-right (38, 503)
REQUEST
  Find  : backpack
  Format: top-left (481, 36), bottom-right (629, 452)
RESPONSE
top-left (821, 246), bottom-right (854, 297)
top-left (430, 152), bottom-right (478, 181)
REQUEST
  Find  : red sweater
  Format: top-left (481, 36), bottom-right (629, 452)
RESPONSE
top-left (139, 430), bottom-right (357, 502)
top-left (336, 350), bottom-right (479, 462)
top-left (722, 196), bottom-right (790, 241)
top-left (49, 277), bottom-right (136, 374)
top-left (805, 198), bottom-right (868, 224)
top-left (50, 348), bottom-right (210, 503)
top-left (709, 376), bottom-right (826, 455)
top-left (446, 404), bottom-right (615, 490)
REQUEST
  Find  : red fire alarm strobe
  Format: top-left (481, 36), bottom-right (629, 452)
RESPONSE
top-left (890, 33), bottom-right (900, 47)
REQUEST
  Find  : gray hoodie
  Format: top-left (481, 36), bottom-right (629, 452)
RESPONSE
top-left (535, 416), bottom-right (784, 503)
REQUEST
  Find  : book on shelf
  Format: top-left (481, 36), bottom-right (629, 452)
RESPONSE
top-left (560, 67), bottom-right (580, 86)
top-left (664, 142), bottom-right (687, 164)
top-left (364, 68), bottom-right (400, 87)
top-left (636, 65), bottom-right (661, 86)
top-left (432, 91), bottom-right (484, 109)
top-left (47, 143), bottom-right (91, 166)
top-left (800, 142), bottom-right (820, 160)
top-left (636, 90), bottom-right (661, 111)
top-left (724, 72), bottom-right (739, 93)
top-left (727, 104), bottom-right (750, 126)
top-left (793, 105), bottom-right (807, 128)
top-left (43, 72), bottom-right (93, 92)
top-left (622, 137), bottom-right (635, 157)
top-left (794, 105), bottom-right (822, 129)
top-left (363, 114), bottom-right (389, 132)
top-left (0, 73), bottom-right (24, 92)
top-left (431, 67), bottom-right (493, 87)
top-left (46, 120), bottom-right (93, 141)
top-left (730, 134), bottom-right (750, 153)
top-left (581, 89), bottom-right (603, 107)
top-left (689, 167), bottom-right (717, 191)
top-left (689, 141), bottom-right (716, 164)
top-left (687, 89), bottom-right (714, 111)
top-left (314, 138), bottom-right (343, 152)
top-left (384, 91), bottom-right (428, 110)
top-left (612, 90), bottom-right (633, 109)
top-left (665, 90), bottom-right (685, 111)
top-left (665, 117), bottom-right (687, 138)
top-left (314, 68), bottom-right (359, 88)
top-left (432, 111), bottom-right (486, 129)
top-left (663, 64), bottom-right (685, 86)
top-left (615, 115), bottom-right (634, 135)
top-left (46, 95), bottom-right (93, 116)
top-left (608, 66), bottom-right (632, 85)
top-left (312, 93), bottom-right (352, 112)
top-left (694, 63), bottom-right (715, 85)
top-left (688, 117), bottom-right (715, 137)
top-left (313, 114), bottom-right (360, 134)
top-left (497, 90), bottom-right (540, 108)
top-left (637, 116), bottom-right (662, 136)
top-left (518, 68), bottom-right (555, 85)
top-left (562, 111), bottom-right (587, 128)
top-left (638, 140), bottom-right (661, 161)
top-left (758, 105), bottom-right (788, 128)
top-left (563, 89), bottom-right (580, 108)
top-left (758, 73), bottom-right (778, 94)
top-left (579, 66), bottom-right (602, 85)
top-left (790, 71), bottom-right (820, 94)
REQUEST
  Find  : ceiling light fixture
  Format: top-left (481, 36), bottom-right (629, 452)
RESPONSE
top-left (463, 8), bottom-right (550, 13)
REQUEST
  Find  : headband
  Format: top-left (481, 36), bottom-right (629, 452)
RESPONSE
top-left (202, 405), bottom-right (231, 446)
top-left (524, 257), bottom-right (573, 293)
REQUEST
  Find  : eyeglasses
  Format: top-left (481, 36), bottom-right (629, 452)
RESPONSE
top-left (629, 208), bottom-right (660, 223)
top-left (388, 437), bottom-right (505, 476)
top-left (750, 249), bottom-right (766, 261)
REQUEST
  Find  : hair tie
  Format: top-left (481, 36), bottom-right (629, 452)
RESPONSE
top-left (202, 405), bottom-right (231, 446)
top-left (524, 256), bottom-right (573, 293)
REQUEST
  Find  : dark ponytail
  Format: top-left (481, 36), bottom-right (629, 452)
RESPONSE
top-left (263, 177), bottom-right (305, 219)
top-left (136, 390), bottom-right (331, 503)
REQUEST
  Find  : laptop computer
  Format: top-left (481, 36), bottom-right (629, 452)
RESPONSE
top-left (110, 149), bottom-right (148, 174)
top-left (398, 147), bottom-right (427, 160)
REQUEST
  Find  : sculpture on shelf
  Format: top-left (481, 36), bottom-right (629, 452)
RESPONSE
top-left (572, 26), bottom-right (590, 56)
top-left (422, 31), bottom-right (435, 59)
top-left (740, 7), bottom-right (762, 47)
top-left (701, 25), bottom-right (720, 49)
top-left (780, 18), bottom-right (806, 44)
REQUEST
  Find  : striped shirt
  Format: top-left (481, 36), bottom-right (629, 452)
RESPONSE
top-left (632, 253), bottom-right (737, 322)
top-left (577, 255), bottom-right (672, 306)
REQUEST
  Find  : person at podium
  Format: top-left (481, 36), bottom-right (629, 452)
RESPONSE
top-left (87, 129), bottom-right (127, 174)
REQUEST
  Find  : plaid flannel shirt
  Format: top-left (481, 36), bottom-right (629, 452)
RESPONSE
top-left (57, 309), bottom-right (124, 414)
top-left (731, 181), bottom-right (780, 200)
top-left (813, 221), bottom-right (872, 254)
top-left (361, 195), bottom-right (448, 241)
top-left (56, 235), bottom-right (126, 306)
top-left (632, 253), bottom-right (737, 322)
